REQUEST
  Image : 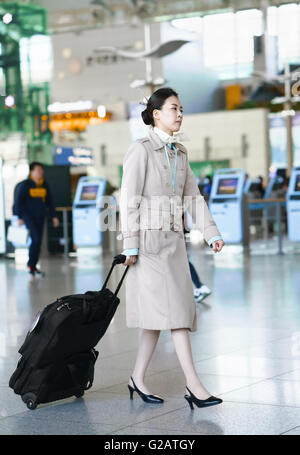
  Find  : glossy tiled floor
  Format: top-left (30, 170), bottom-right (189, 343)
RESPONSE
top-left (1, 239), bottom-right (300, 435)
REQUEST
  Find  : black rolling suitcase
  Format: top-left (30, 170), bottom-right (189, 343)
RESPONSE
top-left (9, 254), bottom-right (129, 410)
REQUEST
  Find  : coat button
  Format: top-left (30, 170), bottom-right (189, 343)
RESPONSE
top-left (163, 165), bottom-right (167, 169)
top-left (165, 182), bottom-right (170, 187)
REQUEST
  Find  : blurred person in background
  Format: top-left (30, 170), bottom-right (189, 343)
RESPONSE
top-left (257, 175), bottom-right (265, 198)
top-left (14, 162), bottom-right (59, 276)
top-left (202, 175), bottom-right (212, 197)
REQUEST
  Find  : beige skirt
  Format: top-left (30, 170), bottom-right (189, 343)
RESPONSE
top-left (124, 229), bottom-right (197, 332)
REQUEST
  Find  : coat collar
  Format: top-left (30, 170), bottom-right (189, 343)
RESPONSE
top-left (147, 127), bottom-right (187, 154)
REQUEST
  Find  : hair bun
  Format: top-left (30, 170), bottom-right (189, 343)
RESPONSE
top-left (141, 108), bottom-right (152, 126)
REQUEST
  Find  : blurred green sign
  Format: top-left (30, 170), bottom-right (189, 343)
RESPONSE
top-left (189, 160), bottom-right (230, 178)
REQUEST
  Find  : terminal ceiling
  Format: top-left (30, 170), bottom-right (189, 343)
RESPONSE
top-left (1, 0), bottom-right (299, 32)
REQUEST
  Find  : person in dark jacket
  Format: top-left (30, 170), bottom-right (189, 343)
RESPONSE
top-left (14, 162), bottom-right (59, 276)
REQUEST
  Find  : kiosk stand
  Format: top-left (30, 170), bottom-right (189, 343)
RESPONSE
top-left (209, 169), bottom-right (249, 247)
top-left (287, 167), bottom-right (300, 242)
top-left (263, 175), bottom-right (286, 235)
top-left (72, 176), bottom-right (107, 255)
top-left (244, 177), bottom-right (266, 236)
top-left (264, 175), bottom-right (285, 199)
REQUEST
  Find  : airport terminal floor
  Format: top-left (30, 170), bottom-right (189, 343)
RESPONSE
top-left (1, 238), bottom-right (300, 436)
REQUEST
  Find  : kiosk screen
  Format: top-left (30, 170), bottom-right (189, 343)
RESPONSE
top-left (217, 178), bottom-right (238, 195)
top-left (294, 175), bottom-right (300, 192)
top-left (80, 185), bottom-right (98, 201)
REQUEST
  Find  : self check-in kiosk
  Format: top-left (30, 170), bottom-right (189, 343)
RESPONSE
top-left (244, 177), bottom-right (265, 199)
top-left (72, 176), bottom-right (107, 248)
top-left (209, 169), bottom-right (249, 245)
top-left (287, 168), bottom-right (300, 242)
top-left (264, 175), bottom-right (285, 199)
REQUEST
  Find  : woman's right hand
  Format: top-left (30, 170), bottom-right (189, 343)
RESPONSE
top-left (123, 255), bottom-right (138, 266)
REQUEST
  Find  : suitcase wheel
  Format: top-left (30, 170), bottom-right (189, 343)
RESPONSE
top-left (22, 393), bottom-right (38, 410)
top-left (75, 390), bottom-right (84, 399)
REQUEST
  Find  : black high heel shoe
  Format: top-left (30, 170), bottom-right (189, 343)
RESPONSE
top-left (184, 386), bottom-right (223, 410)
top-left (128, 376), bottom-right (164, 404)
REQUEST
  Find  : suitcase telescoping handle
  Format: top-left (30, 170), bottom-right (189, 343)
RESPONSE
top-left (113, 254), bottom-right (127, 265)
top-left (100, 254), bottom-right (130, 298)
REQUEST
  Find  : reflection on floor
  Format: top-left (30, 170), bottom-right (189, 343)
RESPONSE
top-left (0, 242), bottom-right (300, 435)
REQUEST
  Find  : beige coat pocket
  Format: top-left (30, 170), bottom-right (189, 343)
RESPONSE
top-left (144, 230), bottom-right (161, 255)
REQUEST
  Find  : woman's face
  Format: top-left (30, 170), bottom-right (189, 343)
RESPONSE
top-left (153, 95), bottom-right (183, 135)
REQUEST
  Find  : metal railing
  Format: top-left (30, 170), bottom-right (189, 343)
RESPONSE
top-left (247, 198), bottom-right (286, 255)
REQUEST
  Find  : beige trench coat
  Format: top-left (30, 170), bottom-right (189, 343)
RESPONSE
top-left (118, 127), bottom-right (221, 332)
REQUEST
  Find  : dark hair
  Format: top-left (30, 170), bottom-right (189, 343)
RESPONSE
top-left (29, 161), bottom-right (44, 172)
top-left (141, 87), bottom-right (178, 127)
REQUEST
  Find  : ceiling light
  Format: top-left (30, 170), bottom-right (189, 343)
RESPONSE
top-left (171, 17), bottom-right (202, 33)
top-left (5, 95), bottom-right (15, 107)
top-left (62, 48), bottom-right (72, 59)
top-left (2, 13), bottom-right (13, 25)
top-left (97, 105), bottom-right (106, 118)
top-left (48, 100), bottom-right (93, 113)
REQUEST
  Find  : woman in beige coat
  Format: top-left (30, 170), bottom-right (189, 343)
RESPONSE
top-left (119, 87), bottom-right (225, 409)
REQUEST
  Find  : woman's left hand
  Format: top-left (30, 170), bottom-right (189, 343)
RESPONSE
top-left (211, 239), bottom-right (225, 253)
